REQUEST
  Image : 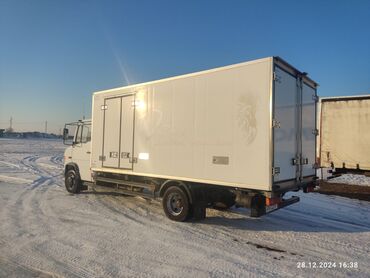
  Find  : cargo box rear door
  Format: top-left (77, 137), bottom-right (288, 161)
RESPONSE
top-left (273, 66), bottom-right (298, 182)
top-left (301, 84), bottom-right (317, 178)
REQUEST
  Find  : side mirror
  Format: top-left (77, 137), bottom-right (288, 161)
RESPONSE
top-left (63, 127), bottom-right (73, 145)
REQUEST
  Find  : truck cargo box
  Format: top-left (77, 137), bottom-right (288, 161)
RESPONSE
top-left (90, 57), bottom-right (318, 193)
top-left (319, 95), bottom-right (370, 171)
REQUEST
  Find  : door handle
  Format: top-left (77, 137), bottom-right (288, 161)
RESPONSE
top-left (86, 151), bottom-right (91, 154)
top-left (121, 152), bottom-right (130, 159)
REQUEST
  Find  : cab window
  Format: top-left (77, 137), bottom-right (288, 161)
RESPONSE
top-left (81, 125), bottom-right (91, 143)
top-left (74, 125), bottom-right (83, 144)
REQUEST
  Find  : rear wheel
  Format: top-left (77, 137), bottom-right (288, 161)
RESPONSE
top-left (162, 186), bottom-right (190, 222)
top-left (65, 169), bottom-right (82, 194)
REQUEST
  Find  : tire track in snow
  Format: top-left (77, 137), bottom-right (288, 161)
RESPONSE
top-left (50, 154), bottom-right (64, 166)
top-left (1, 183), bottom-right (99, 277)
top-left (19, 154), bottom-right (63, 188)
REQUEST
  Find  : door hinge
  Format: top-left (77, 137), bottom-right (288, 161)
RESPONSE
top-left (99, 155), bottom-right (106, 161)
top-left (312, 95), bottom-right (319, 102)
top-left (121, 152), bottom-right (130, 159)
top-left (272, 167), bottom-right (280, 176)
top-left (129, 157), bottom-right (138, 164)
top-left (312, 129), bottom-right (319, 136)
top-left (101, 105), bottom-right (108, 110)
top-left (272, 119), bottom-right (281, 128)
top-left (292, 157), bottom-right (309, 165)
top-left (292, 158), bottom-right (299, 165)
top-left (301, 158), bottom-right (309, 165)
top-left (109, 152), bottom-right (118, 158)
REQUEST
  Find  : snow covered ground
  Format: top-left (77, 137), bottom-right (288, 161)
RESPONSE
top-left (0, 138), bottom-right (369, 277)
top-left (328, 174), bottom-right (370, 187)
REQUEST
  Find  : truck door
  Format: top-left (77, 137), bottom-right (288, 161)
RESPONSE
top-left (119, 95), bottom-right (135, 169)
top-left (273, 66), bottom-right (317, 185)
top-left (273, 67), bottom-right (298, 182)
top-left (301, 84), bottom-right (317, 178)
top-left (71, 123), bottom-right (92, 181)
top-left (102, 95), bottom-right (135, 169)
top-left (102, 97), bottom-right (121, 168)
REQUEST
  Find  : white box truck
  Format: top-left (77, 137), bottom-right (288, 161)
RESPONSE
top-left (319, 95), bottom-right (370, 174)
top-left (63, 57), bottom-right (318, 221)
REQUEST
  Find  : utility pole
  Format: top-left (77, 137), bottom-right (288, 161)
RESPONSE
top-left (7, 117), bottom-right (13, 133)
top-left (45, 121), bottom-right (48, 134)
top-left (82, 101), bottom-right (86, 120)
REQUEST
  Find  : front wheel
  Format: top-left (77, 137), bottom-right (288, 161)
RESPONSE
top-left (162, 186), bottom-right (190, 222)
top-left (65, 169), bottom-right (82, 194)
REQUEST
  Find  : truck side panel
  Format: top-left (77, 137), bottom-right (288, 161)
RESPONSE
top-left (91, 58), bottom-right (273, 191)
top-left (320, 97), bottom-right (370, 170)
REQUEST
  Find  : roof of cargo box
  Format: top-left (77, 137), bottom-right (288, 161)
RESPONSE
top-left (320, 94), bottom-right (370, 102)
top-left (94, 56), bottom-right (317, 95)
top-left (273, 56), bottom-right (318, 88)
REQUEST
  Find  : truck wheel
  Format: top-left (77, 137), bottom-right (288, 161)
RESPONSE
top-left (65, 169), bottom-right (82, 194)
top-left (162, 186), bottom-right (190, 222)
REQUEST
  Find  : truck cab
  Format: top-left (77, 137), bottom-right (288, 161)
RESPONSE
top-left (63, 120), bottom-right (92, 193)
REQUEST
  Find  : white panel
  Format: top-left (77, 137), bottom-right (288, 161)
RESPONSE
top-left (132, 60), bottom-right (272, 190)
top-left (301, 84), bottom-right (316, 177)
top-left (320, 98), bottom-right (370, 170)
top-left (92, 58), bottom-right (274, 190)
top-left (103, 97), bottom-right (121, 168)
top-left (273, 67), bottom-right (298, 181)
top-left (120, 95), bottom-right (135, 169)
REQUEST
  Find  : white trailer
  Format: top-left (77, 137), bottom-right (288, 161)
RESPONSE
top-left (63, 57), bottom-right (318, 221)
top-left (319, 95), bottom-right (370, 173)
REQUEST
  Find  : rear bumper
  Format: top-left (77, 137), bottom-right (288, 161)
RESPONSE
top-left (265, 195), bottom-right (300, 214)
top-left (236, 193), bottom-right (301, 217)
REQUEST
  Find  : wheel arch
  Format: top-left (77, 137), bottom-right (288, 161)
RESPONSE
top-left (64, 162), bottom-right (80, 176)
top-left (159, 180), bottom-right (193, 204)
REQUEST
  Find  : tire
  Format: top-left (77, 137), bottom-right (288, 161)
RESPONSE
top-left (65, 169), bottom-right (82, 194)
top-left (162, 186), bottom-right (190, 222)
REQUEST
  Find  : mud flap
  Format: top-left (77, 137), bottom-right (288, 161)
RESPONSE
top-left (250, 195), bottom-right (266, 217)
top-left (250, 195), bottom-right (300, 217)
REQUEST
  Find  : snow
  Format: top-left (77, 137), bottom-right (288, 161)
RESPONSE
top-left (0, 138), bottom-right (369, 277)
top-left (328, 174), bottom-right (370, 187)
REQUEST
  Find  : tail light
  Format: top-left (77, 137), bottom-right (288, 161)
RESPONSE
top-left (266, 197), bottom-right (281, 206)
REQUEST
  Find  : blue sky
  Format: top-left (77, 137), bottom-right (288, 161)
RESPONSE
top-left (0, 0), bottom-right (369, 133)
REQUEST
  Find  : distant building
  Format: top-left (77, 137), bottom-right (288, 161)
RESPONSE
top-left (0, 129), bottom-right (4, 137)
